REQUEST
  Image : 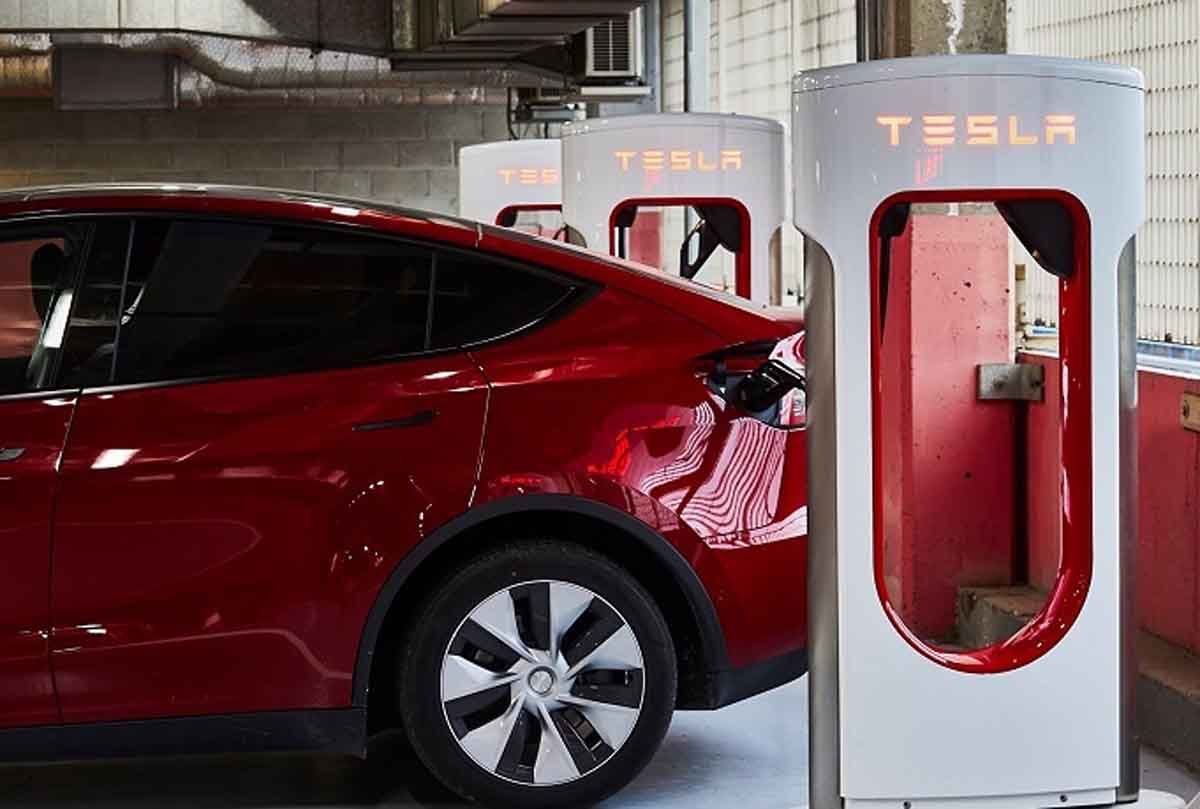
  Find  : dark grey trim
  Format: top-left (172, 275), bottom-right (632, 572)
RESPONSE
top-left (107, 220), bottom-right (138, 386)
top-left (805, 239), bottom-right (842, 809)
top-left (352, 411), bottom-right (437, 432)
top-left (1117, 236), bottom-right (1140, 802)
top-left (351, 493), bottom-right (730, 708)
top-left (701, 648), bottom-right (807, 710)
top-left (0, 709), bottom-right (366, 764)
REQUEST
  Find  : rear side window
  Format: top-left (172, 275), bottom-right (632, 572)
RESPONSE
top-left (114, 220), bottom-right (433, 383)
top-left (0, 224), bottom-right (89, 395)
top-left (431, 251), bottom-right (573, 349)
top-left (59, 220), bottom-right (133, 389)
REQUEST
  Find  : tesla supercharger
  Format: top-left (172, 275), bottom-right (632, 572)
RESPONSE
top-left (560, 112), bottom-right (786, 303)
top-left (458, 139), bottom-right (561, 227)
top-left (795, 56), bottom-right (1184, 809)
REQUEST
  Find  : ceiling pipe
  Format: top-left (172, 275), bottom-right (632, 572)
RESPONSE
top-left (62, 32), bottom-right (563, 91)
top-left (0, 54), bottom-right (51, 97)
top-left (856, 0), bottom-right (872, 61)
top-left (176, 63), bottom-right (508, 106)
top-left (0, 32), bottom-right (563, 107)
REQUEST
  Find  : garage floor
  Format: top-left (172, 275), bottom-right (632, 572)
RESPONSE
top-left (0, 680), bottom-right (1194, 808)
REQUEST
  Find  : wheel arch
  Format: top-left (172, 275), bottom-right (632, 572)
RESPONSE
top-left (352, 493), bottom-right (730, 721)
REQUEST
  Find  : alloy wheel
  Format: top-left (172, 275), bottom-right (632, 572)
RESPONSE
top-left (440, 579), bottom-right (646, 787)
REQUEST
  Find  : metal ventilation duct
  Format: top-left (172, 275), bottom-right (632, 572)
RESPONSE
top-left (403, 0), bottom-right (644, 50)
top-left (0, 0), bottom-right (645, 63)
top-left (0, 33), bottom-right (559, 108)
top-left (0, 0), bottom-right (649, 99)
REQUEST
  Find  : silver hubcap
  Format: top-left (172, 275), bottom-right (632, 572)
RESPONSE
top-left (440, 580), bottom-right (645, 787)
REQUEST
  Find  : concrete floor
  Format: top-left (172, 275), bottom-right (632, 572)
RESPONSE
top-left (0, 680), bottom-right (1193, 808)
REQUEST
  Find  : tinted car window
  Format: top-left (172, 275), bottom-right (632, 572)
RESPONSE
top-left (431, 250), bottom-right (573, 349)
top-left (0, 224), bottom-right (89, 395)
top-left (114, 219), bottom-right (433, 384)
top-left (59, 220), bottom-right (133, 389)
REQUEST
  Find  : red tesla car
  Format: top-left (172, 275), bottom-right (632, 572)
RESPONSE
top-left (0, 184), bottom-right (807, 808)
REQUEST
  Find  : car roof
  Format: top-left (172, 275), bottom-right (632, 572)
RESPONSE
top-left (0, 182), bottom-right (797, 342)
top-left (0, 181), bottom-right (483, 229)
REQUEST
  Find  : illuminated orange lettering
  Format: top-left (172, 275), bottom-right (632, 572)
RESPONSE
top-left (882, 111), bottom-right (1076, 149)
top-left (697, 151), bottom-right (717, 172)
top-left (543, 168), bottom-right (559, 185)
top-left (1045, 114), bottom-right (1076, 145)
top-left (1008, 115), bottom-right (1038, 145)
top-left (720, 149), bottom-right (743, 170)
top-left (518, 169), bottom-right (539, 185)
top-left (670, 150), bottom-right (692, 172)
top-left (642, 150), bottom-right (666, 173)
top-left (498, 168), bottom-right (517, 185)
top-left (922, 115), bottom-right (956, 146)
top-left (615, 151), bottom-right (637, 171)
top-left (877, 115), bottom-right (913, 146)
top-left (966, 115), bottom-right (999, 145)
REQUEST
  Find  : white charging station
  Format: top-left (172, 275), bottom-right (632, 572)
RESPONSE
top-left (795, 55), bottom-right (1183, 809)
top-left (458, 138), bottom-right (562, 226)
top-left (560, 112), bottom-right (786, 303)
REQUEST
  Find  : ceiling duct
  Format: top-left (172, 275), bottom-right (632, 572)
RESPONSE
top-left (401, 0), bottom-right (644, 51)
top-left (0, 1), bottom-right (650, 99)
top-left (54, 47), bottom-right (177, 110)
top-left (47, 33), bottom-right (562, 91)
top-left (0, 54), bottom-right (51, 98)
top-left (0, 34), bottom-right (560, 108)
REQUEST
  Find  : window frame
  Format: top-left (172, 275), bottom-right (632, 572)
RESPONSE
top-left (0, 218), bottom-right (97, 402)
top-left (16, 211), bottom-right (596, 396)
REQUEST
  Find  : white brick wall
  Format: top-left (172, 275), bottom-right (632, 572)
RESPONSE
top-left (659, 0), bottom-right (856, 301)
top-left (662, 0), bottom-right (855, 115)
top-left (0, 101), bottom-right (511, 215)
top-left (1010, 0), bottom-right (1200, 345)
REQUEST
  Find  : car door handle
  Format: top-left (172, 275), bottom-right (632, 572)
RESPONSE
top-left (0, 447), bottom-right (25, 462)
top-left (352, 410), bottom-right (438, 433)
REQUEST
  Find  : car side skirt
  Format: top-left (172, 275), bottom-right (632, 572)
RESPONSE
top-left (0, 709), bottom-right (366, 764)
top-left (694, 647), bottom-right (809, 711)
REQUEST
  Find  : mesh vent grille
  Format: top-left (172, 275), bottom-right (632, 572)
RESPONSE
top-left (591, 15), bottom-right (632, 74)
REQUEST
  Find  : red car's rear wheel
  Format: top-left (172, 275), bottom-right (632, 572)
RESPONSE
top-left (398, 540), bottom-right (676, 808)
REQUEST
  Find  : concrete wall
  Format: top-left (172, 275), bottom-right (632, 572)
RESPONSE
top-left (879, 213), bottom-right (1016, 640)
top-left (0, 100), bottom-right (510, 215)
top-left (1024, 354), bottom-right (1200, 656)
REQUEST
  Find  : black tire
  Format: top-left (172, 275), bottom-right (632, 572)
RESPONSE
top-left (397, 539), bottom-right (677, 808)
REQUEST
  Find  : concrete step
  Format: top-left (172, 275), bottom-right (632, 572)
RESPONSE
top-left (957, 586), bottom-right (1200, 776)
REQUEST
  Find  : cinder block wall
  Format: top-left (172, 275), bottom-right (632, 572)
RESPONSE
top-left (0, 101), bottom-right (511, 215)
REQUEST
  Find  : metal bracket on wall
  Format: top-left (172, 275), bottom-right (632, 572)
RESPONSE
top-left (1182, 392), bottom-right (1200, 433)
top-left (977, 363), bottom-right (1045, 402)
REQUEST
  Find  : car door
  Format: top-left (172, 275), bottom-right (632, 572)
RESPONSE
top-left (0, 219), bottom-right (99, 728)
top-left (49, 217), bottom-right (489, 723)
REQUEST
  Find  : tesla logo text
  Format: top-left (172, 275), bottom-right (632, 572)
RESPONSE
top-left (876, 114), bottom-right (1077, 147)
top-left (614, 149), bottom-right (744, 174)
top-left (498, 168), bottom-right (560, 186)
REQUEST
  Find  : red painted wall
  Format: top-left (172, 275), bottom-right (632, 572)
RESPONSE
top-left (628, 210), bottom-right (662, 268)
top-left (1022, 354), bottom-right (1063, 594)
top-left (879, 213), bottom-right (1016, 640)
top-left (1138, 371), bottom-right (1200, 651)
top-left (1024, 356), bottom-right (1200, 654)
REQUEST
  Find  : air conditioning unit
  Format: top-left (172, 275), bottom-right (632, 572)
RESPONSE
top-left (579, 9), bottom-right (643, 80)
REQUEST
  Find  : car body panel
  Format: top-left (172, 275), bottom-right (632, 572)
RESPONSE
top-left (50, 357), bottom-right (487, 722)
top-left (0, 393), bottom-right (73, 728)
top-left (0, 185), bottom-right (806, 739)
top-left (470, 286), bottom-right (807, 668)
